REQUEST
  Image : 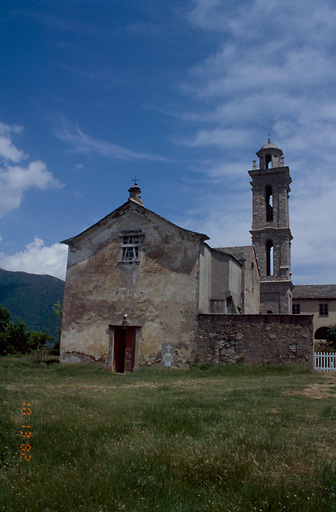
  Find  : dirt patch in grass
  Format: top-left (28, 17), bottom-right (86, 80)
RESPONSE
top-left (288, 375), bottom-right (336, 399)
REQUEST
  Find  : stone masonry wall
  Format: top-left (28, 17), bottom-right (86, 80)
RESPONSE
top-left (196, 314), bottom-right (313, 366)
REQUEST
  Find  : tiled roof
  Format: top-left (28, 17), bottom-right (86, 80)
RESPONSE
top-left (213, 246), bottom-right (253, 263)
top-left (293, 285), bottom-right (336, 299)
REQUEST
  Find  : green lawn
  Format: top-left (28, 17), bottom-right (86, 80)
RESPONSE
top-left (1, 356), bottom-right (336, 511)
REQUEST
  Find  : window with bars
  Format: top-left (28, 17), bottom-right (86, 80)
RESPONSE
top-left (120, 230), bottom-right (143, 264)
top-left (292, 304), bottom-right (300, 315)
top-left (319, 304), bottom-right (328, 317)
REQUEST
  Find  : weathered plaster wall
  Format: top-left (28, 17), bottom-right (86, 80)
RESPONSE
top-left (199, 243), bottom-right (211, 314)
top-left (196, 314), bottom-right (313, 366)
top-left (228, 259), bottom-right (241, 308)
top-left (210, 252), bottom-right (242, 313)
top-left (242, 251), bottom-right (260, 314)
top-left (211, 251), bottom-right (231, 301)
top-left (60, 204), bottom-right (202, 366)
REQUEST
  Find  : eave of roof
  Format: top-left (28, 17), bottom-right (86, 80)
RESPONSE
top-left (61, 198), bottom-right (209, 246)
top-left (293, 284), bottom-right (336, 299)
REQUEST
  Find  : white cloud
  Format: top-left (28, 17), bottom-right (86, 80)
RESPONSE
top-left (0, 237), bottom-right (68, 281)
top-left (176, 185), bottom-right (251, 248)
top-left (291, 170), bottom-right (336, 270)
top-left (197, 159), bottom-right (249, 180)
top-left (0, 122), bottom-right (27, 163)
top-left (188, 0), bottom-right (336, 45)
top-left (0, 122), bottom-right (62, 217)
top-left (56, 118), bottom-right (168, 162)
top-left (0, 122), bottom-right (23, 136)
top-left (180, 128), bottom-right (254, 149)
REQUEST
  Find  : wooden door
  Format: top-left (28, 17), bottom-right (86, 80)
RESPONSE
top-left (113, 328), bottom-right (126, 373)
top-left (124, 328), bottom-right (136, 373)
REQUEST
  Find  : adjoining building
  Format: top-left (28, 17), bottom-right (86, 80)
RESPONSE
top-left (292, 285), bottom-right (336, 343)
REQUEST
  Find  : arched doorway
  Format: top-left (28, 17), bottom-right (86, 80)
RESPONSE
top-left (315, 326), bottom-right (329, 342)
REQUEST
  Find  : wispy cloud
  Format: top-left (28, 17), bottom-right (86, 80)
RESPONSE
top-left (56, 118), bottom-right (169, 162)
top-left (0, 122), bottom-right (62, 217)
top-left (16, 9), bottom-right (99, 36)
top-left (177, 128), bottom-right (254, 149)
top-left (125, 22), bottom-right (160, 37)
top-left (57, 63), bottom-right (127, 90)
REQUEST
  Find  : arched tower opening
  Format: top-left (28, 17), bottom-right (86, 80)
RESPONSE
top-left (265, 153), bottom-right (272, 169)
top-left (266, 239), bottom-right (274, 276)
top-left (265, 185), bottom-right (273, 222)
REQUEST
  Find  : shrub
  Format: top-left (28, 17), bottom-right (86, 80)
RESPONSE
top-left (0, 304), bottom-right (49, 356)
top-left (326, 326), bottom-right (336, 350)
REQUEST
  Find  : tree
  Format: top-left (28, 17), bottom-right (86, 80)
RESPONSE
top-left (0, 304), bottom-right (47, 356)
top-left (30, 331), bottom-right (53, 349)
top-left (326, 326), bottom-right (336, 350)
top-left (52, 301), bottom-right (63, 319)
top-left (0, 305), bottom-right (13, 356)
top-left (51, 301), bottom-right (63, 355)
top-left (6, 321), bottom-right (31, 354)
top-left (0, 304), bottom-right (11, 330)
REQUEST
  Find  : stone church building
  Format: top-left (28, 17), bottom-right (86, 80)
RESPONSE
top-left (60, 141), bottom-right (313, 371)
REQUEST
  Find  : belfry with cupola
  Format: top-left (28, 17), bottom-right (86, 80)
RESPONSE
top-left (249, 139), bottom-right (293, 314)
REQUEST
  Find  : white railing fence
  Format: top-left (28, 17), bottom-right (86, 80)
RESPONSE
top-left (314, 352), bottom-right (336, 372)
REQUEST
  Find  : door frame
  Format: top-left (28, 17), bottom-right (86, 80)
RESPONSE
top-left (107, 324), bottom-right (141, 373)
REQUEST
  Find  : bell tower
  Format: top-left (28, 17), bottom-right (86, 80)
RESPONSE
top-left (249, 139), bottom-right (293, 314)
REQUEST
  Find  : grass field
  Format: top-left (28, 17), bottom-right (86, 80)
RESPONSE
top-left (1, 356), bottom-right (336, 511)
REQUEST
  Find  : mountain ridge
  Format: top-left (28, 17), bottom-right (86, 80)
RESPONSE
top-left (0, 268), bottom-right (65, 340)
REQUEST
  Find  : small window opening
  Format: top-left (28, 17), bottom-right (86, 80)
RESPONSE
top-left (120, 230), bottom-right (143, 264)
top-left (251, 262), bottom-right (255, 290)
top-left (265, 153), bottom-right (272, 169)
top-left (319, 304), bottom-right (328, 317)
top-left (292, 304), bottom-right (300, 314)
top-left (266, 240), bottom-right (274, 276)
top-left (265, 185), bottom-right (273, 222)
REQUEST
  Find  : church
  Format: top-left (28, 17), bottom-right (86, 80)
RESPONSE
top-left (60, 140), bottom-right (313, 371)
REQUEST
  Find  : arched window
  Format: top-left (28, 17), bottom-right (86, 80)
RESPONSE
top-left (265, 185), bottom-right (273, 222)
top-left (266, 240), bottom-right (274, 276)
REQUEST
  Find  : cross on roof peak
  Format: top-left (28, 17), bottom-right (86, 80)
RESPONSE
top-left (131, 177), bottom-right (139, 186)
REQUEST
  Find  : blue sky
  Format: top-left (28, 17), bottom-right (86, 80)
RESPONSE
top-left (0, 0), bottom-right (336, 284)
